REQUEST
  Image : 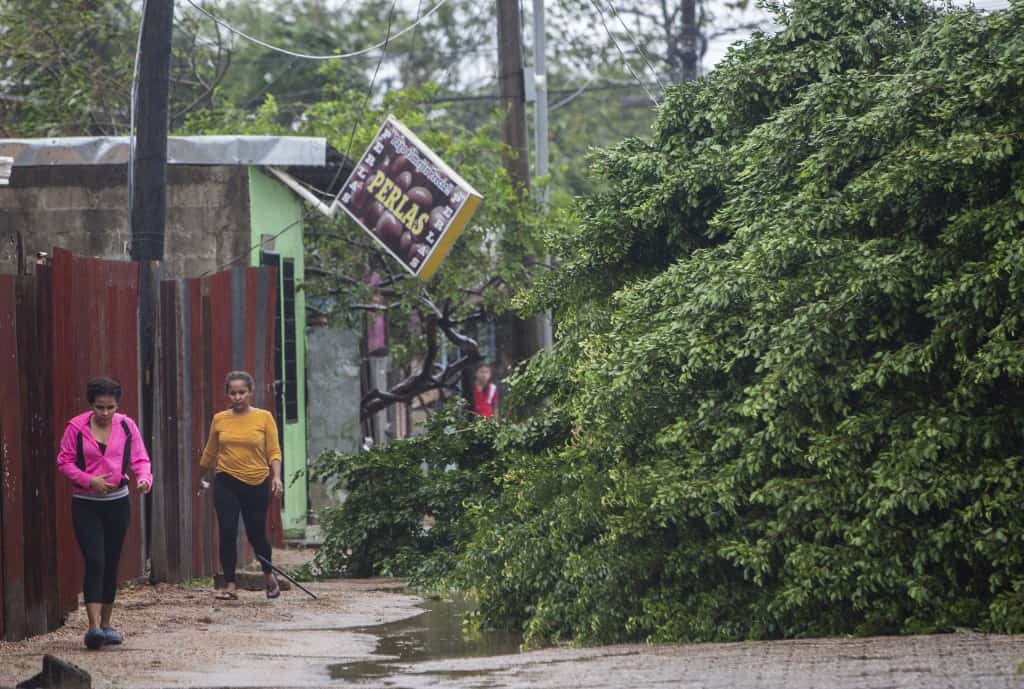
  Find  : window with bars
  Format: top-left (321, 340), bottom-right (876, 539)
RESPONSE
top-left (260, 251), bottom-right (287, 505)
top-left (261, 251), bottom-right (300, 424)
top-left (281, 257), bottom-right (299, 422)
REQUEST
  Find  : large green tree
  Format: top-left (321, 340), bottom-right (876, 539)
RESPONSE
top-left (0, 0), bottom-right (237, 135)
top-left (439, 0), bottom-right (1024, 644)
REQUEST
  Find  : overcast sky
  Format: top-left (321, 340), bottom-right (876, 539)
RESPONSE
top-left (196, 0), bottom-right (1015, 95)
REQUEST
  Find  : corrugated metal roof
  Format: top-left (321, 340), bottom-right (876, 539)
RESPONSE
top-left (0, 136), bottom-right (326, 167)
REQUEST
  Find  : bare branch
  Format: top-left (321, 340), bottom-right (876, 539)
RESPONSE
top-left (706, 22), bottom-right (763, 40)
top-left (360, 299), bottom-right (484, 420)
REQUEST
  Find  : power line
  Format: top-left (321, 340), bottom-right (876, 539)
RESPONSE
top-left (550, 78), bottom-right (594, 110)
top-left (602, 0), bottom-right (668, 94)
top-left (329, 0), bottom-right (401, 201)
top-left (201, 0), bottom-right (402, 278)
top-left (200, 217), bottom-right (307, 277)
top-left (585, 0), bottom-right (658, 106)
top-left (264, 80), bottom-right (662, 109)
top-left (184, 0), bottom-right (451, 61)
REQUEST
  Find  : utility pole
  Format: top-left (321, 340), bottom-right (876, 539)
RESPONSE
top-left (497, 0), bottom-right (548, 359)
top-left (532, 0), bottom-right (553, 350)
top-left (531, 0), bottom-right (549, 207)
top-left (130, 0), bottom-right (174, 567)
top-left (497, 0), bottom-right (530, 192)
top-left (681, 0), bottom-right (700, 82)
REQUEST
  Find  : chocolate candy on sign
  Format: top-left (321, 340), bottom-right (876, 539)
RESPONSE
top-left (375, 212), bottom-right (404, 250)
top-left (407, 186), bottom-right (433, 210)
top-left (389, 154), bottom-right (412, 177)
top-left (399, 231), bottom-right (414, 257)
top-left (349, 181), bottom-right (368, 212)
top-left (363, 200), bottom-right (385, 229)
top-left (395, 170), bottom-right (414, 192)
top-left (406, 241), bottom-right (429, 263)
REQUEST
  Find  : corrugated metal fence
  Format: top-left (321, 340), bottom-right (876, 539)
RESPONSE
top-left (0, 249), bottom-right (280, 641)
top-left (151, 268), bottom-right (282, 583)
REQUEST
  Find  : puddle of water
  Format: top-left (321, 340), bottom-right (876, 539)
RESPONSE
top-left (329, 596), bottom-right (522, 683)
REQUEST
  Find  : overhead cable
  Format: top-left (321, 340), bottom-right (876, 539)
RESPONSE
top-left (184, 0), bottom-right (451, 60)
top-left (585, 0), bottom-right (659, 106)
top-left (550, 78), bottom-right (595, 110)
top-left (602, 0), bottom-right (668, 94)
top-left (199, 0), bottom-right (402, 278)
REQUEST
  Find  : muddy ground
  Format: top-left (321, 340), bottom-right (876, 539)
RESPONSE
top-left (1, 548), bottom-right (1023, 688)
top-left (0, 549), bottom-right (422, 688)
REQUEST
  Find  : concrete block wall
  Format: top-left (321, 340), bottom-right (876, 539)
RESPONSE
top-left (0, 165), bottom-right (251, 277)
top-left (306, 326), bottom-right (362, 513)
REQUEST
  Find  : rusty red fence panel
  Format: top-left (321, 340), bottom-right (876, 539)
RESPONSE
top-left (49, 248), bottom-right (144, 614)
top-left (17, 271), bottom-right (59, 637)
top-left (0, 275), bottom-right (27, 641)
top-left (152, 280), bottom-right (183, 583)
top-left (192, 278), bottom-right (217, 577)
top-left (150, 265), bottom-right (280, 583)
top-left (2, 253), bottom-right (281, 639)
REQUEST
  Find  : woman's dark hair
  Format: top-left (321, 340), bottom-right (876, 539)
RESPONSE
top-left (224, 370), bottom-right (255, 392)
top-left (87, 377), bottom-right (122, 403)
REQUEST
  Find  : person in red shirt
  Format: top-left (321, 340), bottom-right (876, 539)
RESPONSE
top-left (472, 363), bottom-right (499, 419)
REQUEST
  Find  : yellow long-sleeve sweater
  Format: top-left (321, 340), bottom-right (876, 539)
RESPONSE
top-left (199, 408), bottom-right (282, 485)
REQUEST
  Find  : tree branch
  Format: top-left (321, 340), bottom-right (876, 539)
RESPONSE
top-left (359, 297), bottom-right (484, 420)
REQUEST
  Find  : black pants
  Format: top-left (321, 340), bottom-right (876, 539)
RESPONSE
top-left (213, 473), bottom-right (272, 583)
top-left (71, 496), bottom-right (131, 605)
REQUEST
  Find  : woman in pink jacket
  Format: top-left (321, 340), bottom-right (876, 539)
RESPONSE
top-left (56, 377), bottom-right (152, 650)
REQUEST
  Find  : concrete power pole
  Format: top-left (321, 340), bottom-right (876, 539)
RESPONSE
top-left (497, 0), bottom-right (548, 359)
top-left (130, 0), bottom-right (174, 265)
top-left (130, 0), bottom-right (174, 566)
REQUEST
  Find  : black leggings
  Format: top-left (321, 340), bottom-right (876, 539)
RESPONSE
top-left (213, 473), bottom-right (272, 582)
top-left (71, 497), bottom-right (131, 605)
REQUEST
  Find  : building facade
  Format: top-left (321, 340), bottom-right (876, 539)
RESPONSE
top-left (0, 136), bottom-right (328, 536)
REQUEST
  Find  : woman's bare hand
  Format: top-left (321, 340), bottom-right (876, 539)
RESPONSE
top-left (89, 473), bottom-right (116, 495)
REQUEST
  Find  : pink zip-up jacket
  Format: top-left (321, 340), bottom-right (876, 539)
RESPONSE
top-left (56, 412), bottom-right (153, 496)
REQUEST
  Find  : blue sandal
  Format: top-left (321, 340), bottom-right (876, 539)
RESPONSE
top-left (84, 628), bottom-right (106, 650)
top-left (101, 627), bottom-right (123, 645)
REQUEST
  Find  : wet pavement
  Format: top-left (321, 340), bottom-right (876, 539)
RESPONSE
top-left (367, 631), bottom-right (1024, 689)
top-left (328, 596), bottom-right (522, 684)
top-left (325, 599), bottom-right (1024, 689)
top-left (2, 578), bottom-right (1024, 688)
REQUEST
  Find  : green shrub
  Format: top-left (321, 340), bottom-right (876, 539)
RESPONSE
top-left (313, 0), bottom-right (1024, 646)
top-left (309, 402), bottom-right (502, 580)
top-left (456, 0), bottom-right (1024, 644)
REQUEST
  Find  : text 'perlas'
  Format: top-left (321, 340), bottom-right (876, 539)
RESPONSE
top-left (333, 116), bottom-right (483, 280)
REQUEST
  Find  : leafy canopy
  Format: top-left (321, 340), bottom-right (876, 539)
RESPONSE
top-left (326, 0), bottom-right (1024, 646)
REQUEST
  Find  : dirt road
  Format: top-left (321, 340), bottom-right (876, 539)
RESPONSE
top-left (2, 569), bottom-right (1023, 688)
top-left (0, 575), bottom-right (422, 688)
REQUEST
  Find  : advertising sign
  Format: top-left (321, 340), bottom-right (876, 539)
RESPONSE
top-left (333, 116), bottom-right (483, 281)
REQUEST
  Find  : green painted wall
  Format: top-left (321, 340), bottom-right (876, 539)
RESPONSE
top-left (248, 168), bottom-right (308, 534)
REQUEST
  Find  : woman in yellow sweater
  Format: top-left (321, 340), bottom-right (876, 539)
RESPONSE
top-left (200, 371), bottom-right (284, 600)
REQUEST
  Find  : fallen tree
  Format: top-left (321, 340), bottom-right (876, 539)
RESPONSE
top-left (452, 0), bottom-right (1024, 644)
top-left (359, 296), bottom-right (483, 420)
top-left (309, 0), bottom-right (1024, 646)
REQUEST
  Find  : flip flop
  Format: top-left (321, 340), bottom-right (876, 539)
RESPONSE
top-left (266, 579), bottom-right (281, 599)
top-left (215, 590), bottom-right (238, 601)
